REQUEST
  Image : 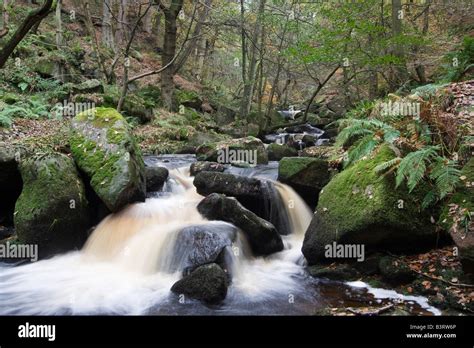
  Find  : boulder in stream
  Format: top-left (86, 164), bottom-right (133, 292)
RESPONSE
top-left (194, 171), bottom-right (263, 198)
top-left (190, 161), bottom-right (226, 176)
top-left (14, 153), bottom-right (90, 257)
top-left (198, 193), bottom-right (283, 256)
top-left (70, 107), bottom-right (146, 212)
top-left (145, 166), bottom-right (169, 192)
top-left (170, 222), bottom-right (238, 274)
top-left (170, 263), bottom-right (229, 304)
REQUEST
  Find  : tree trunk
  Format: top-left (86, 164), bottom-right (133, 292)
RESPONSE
top-left (54, 0), bottom-right (65, 81)
top-left (240, 0), bottom-right (247, 99)
top-left (240, 0), bottom-right (266, 123)
top-left (102, 0), bottom-right (115, 50)
top-left (391, 0), bottom-right (408, 89)
top-left (302, 65), bottom-right (340, 123)
top-left (414, 0), bottom-right (430, 84)
top-left (159, 0), bottom-right (184, 111)
top-left (116, 0), bottom-right (129, 48)
top-left (0, 0), bottom-right (54, 69)
top-left (173, 0), bottom-right (211, 75)
top-left (0, 0), bottom-right (9, 38)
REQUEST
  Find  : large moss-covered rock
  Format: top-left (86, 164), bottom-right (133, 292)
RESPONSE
top-left (302, 145), bottom-right (437, 265)
top-left (267, 143), bottom-right (298, 161)
top-left (440, 158), bottom-right (474, 275)
top-left (14, 153), bottom-right (89, 257)
top-left (278, 157), bottom-right (331, 205)
top-left (196, 136), bottom-right (268, 165)
top-left (70, 107), bottom-right (146, 212)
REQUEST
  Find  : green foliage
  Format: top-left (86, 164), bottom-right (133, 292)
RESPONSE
top-left (0, 96), bottom-right (53, 127)
top-left (335, 118), bottom-right (400, 167)
top-left (394, 146), bottom-right (439, 191)
top-left (440, 36), bottom-right (474, 82)
top-left (376, 145), bottom-right (462, 209)
top-left (0, 112), bottom-right (13, 128)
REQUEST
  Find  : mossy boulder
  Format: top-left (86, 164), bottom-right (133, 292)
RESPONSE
top-left (196, 136), bottom-right (268, 165)
top-left (439, 158), bottom-right (474, 275)
top-left (34, 58), bottom-right (55, 77)
top-left (14, 153), bottom-right (90, 257)
top-left (278, 157), bottom-right (331, 205)
top-left (267, 143), bottom-right (298, 161)
top-left (70, 107), bottom-right (146, 212)
top-left (302, 145), bottom-right (437, 265)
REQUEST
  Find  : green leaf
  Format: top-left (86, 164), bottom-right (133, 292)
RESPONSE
top-left (18, 82), bottom-right (29, 91)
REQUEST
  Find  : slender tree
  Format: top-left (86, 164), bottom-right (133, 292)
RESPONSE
top-left (0, 0), bottom-right (54, 69)
top-left (157, 0), bottom-right (184, 111)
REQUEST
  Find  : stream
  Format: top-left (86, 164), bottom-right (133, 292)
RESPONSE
top-left (0, 155), bottom-right (441, 315)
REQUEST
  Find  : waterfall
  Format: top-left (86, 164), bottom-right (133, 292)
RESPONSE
top-left (0, 164), bottom-right (316, 315)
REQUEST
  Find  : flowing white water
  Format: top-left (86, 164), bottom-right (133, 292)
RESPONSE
top-left (0, 167), bottom-right (314, 315)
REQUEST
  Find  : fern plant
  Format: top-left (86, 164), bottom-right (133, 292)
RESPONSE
top-left (375, 145), bottom-right (461, 208)
top-left (336, 118), bottom-right (400, 167)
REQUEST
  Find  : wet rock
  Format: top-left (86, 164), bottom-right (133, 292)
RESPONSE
top-left (14, 153), bottom-right (90, 257)
top-left (170, 222), bottom-right (237, 274)
top-left (198, 193), bottom-right (283, 256)
top-left (194, 171), bottom-right (263, 199)
top-left (170, 263), bottom-right (228, 304)
top-left (190, 161), bottom-right (226, 176)
top-left (145, 166), bottom-right (169, 192)
top-left (284, 124), bottom-right (324, 135)
top-left (70, 107), bottom-right (146, 212)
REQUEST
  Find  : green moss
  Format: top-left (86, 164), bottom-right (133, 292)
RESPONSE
top-left (14, 153), bottom-right (89, 252)
top-left (70, 107), bottom-right (145, 211)
top-left (318, 144), bottom-right (432, 238)
top-left (75, 107), bottom-right (124, 128)
top-left (279, 157), bottom-right (318, 178)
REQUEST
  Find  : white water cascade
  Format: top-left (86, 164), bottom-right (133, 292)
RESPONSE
top-left (0, 166), bottom-right (315, 315)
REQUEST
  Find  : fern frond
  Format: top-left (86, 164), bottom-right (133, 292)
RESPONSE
top-left (375, 157), bottom-right (402, 173)
top-left (422, 189), bottom-right (439, 209)
top-left (429, 159), bottom-right (461, 199)
top-left (345, 135), bottom-right (380, 167)
top-left (395, 146), bottom-right (439, 192)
